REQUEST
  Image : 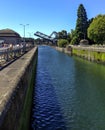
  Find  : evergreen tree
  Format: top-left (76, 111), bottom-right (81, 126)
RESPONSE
top-left (88, 18), bottom-right (94, 28)
top-left (75, 4), bottom-right (88, 40)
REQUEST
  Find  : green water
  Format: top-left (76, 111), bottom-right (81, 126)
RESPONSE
top-left (31, 46), bottom-right (105, 130)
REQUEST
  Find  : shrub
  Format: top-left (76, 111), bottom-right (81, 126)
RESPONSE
top-left (57, 39), bottom-right (68, 47)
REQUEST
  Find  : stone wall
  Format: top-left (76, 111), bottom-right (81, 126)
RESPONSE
top-left (0, 47), bottom-right (38, 130)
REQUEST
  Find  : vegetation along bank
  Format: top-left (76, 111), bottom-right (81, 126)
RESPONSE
top-left (54, 3), bottom-right (105, 64)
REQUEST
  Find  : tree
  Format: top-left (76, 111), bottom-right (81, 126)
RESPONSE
top-left (88, 18), bottom-right (94, 28)
top-left (70, 36), bottom-right (79, 45)
top-left (75, 4), bottom-right (88, 40)
top-left (57, 39), bottom-right (68, 47)
top-left (58, 30), bottom-right (68, 39)
top-left (67, 33), bottom-right (71, 43)
top-left (69, 29), bottom-right (79, 45)
top-left (70, 29), bottom-right (76, 40)
top-left (88, 14), bottom-right (105, 44)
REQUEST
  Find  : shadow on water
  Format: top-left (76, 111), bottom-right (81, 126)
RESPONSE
top-left (30, 46), bottom-right (67, 130)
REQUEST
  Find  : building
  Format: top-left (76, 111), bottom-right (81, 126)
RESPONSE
top-left (0, 28), bottom-right (21, 45)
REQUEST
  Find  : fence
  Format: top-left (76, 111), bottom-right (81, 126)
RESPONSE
top-left (0, 45), bottom-right (33, 67)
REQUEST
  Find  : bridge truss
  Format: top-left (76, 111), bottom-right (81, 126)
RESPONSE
top-left (34, 31), bottom-right (58, 44)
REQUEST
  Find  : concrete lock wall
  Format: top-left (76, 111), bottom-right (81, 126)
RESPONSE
top-left (55, 47), bottom-right (72, 55)
top-left (72, 46), bottom-right (105, 64)
top-left (55, 46), bottom-right (105, 64)
top-left (0, 47), bottom-right (38, 130)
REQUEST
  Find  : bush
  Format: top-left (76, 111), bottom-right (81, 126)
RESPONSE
top-left (57, 39), bottom-right (68, 47)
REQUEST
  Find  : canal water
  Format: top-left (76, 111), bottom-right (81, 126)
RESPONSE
top-left (31, 46), bottom-right (105, 130)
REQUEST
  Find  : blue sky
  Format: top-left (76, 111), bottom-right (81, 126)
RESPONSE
top-left (0, 0), bottom-right (105, 38)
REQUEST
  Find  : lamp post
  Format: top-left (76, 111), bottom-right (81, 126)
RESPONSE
top-left (20, 24), bottom-right (29, 43)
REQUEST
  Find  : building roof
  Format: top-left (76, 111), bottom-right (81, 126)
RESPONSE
top-left (0, 28), bottom-right (21, 37)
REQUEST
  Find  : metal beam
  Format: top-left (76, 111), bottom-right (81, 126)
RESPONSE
top-left (34, 31), bottom-right (58, 43)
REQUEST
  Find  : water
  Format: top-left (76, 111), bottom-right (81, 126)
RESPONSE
top-left (31, 46), bottom-right (105, 130)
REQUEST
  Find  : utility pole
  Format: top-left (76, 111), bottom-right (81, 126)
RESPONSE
top-left (20, 24), bottom-right (29, 43)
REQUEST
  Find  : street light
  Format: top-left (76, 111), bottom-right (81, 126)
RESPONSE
top-left (20, 24), bottom-right (29, 43)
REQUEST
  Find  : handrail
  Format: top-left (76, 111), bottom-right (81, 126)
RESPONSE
top-left (0, 45), bottom-right (33, 67)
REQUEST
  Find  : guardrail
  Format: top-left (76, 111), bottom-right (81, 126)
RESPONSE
top-left (0, 45), bottom-right (33, 67)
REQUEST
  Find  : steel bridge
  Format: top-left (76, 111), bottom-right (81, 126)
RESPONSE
top-left (34, 31), bottom-right (58, 44)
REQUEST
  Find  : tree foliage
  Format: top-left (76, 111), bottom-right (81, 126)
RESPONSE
top-left (88, 14), bottom-right (105, 44)
top-left (57, 30), bottom-right (68, 39)
top-left (67, 33), bottom-right (71, 43)
top-left (70, 36), bottom-right (79, 45)
top-left (88, 18), bottom-right (94, 28)
top-left (75, 4), bottom-right (88, 40)
top-left (57, 39), bottom-right (68, 47)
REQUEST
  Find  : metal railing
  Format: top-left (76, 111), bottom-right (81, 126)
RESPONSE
top-left (0, 45), bottom-right (33, 67)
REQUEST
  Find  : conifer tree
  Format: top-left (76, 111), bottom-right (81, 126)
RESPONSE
top-left (75, 4), bottom-right (88, 40)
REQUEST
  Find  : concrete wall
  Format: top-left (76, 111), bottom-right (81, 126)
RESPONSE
top-left (55, 46), bottom-right (105, 64)
top-left (55, 47), bottom-right (72, 55)
top-left (72, 46), bottom-right (105, 64)
top-left (0, 47), bottom-right (38, 130)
